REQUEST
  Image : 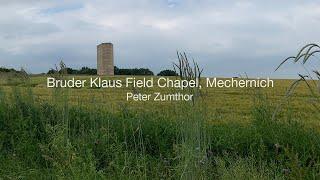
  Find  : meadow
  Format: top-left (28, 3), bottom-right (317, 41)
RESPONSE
top-left (0, 73), bottom-right (320, 179)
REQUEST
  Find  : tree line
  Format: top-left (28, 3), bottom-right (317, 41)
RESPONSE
top-left (0, 67), bottom-right (21, 73)
top-left (1, 66), bottom-right (177, 76)
top-left (48, 66), bottom-right (177, 76)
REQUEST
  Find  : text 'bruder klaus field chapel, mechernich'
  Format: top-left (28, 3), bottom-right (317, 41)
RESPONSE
top-left (47, 42), bottom-right (274, 89)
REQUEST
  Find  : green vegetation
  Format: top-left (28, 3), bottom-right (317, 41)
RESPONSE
top-left (157, 69), bottom-right (178, 76)
top-left (1, 45), bottom-right (320, 179)
top-left (114, 66), bottom-right (154, 76)
top-left (48, 66), bottom-right (97, 75)
top-left (0, 67), bottom-right (25, 75)
top-left (0, 67), bottom-right (20, 73)
top-left (1, 82), bottom-right (320, 179)
top-left (47, 62), bottom-right (155, 76)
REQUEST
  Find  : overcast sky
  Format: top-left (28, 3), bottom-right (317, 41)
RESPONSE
top-left (0, 0), bottom-right (320, 78)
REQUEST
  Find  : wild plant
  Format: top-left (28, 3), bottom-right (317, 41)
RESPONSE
top-left (274, 43), bottom-right (320, 119)
top-left (173, 52), bottom-right (204, 103)
top-left (171, 52), bottom-right (211, 178)
top-left (48, 60), bottom-right (68, 80)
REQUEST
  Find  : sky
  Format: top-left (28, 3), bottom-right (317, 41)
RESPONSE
top-left (0, 0), bottom-right (320, 78)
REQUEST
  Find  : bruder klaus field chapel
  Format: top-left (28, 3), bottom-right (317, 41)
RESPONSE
top-left (97, 42), bottom-right (114, 76)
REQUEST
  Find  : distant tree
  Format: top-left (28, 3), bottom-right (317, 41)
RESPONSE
top-left (0, 67), bottom-right (11, 73)
top-left (78, 67), bottom-right (97, 75)
top-left (114, 66), bottom-right (154, 75)
top-left (157, 69), bottom-right (178, 76)
top-left (47, 65), bottom-right (153, 76)
top-left (65, 68), bottom-right (77, 74)
top-left (47, 69), bottom-right (57, 74)
top-left (114, 66), bottom-right (120, 75)
top-left (0, 67), bottom-right (19, 73)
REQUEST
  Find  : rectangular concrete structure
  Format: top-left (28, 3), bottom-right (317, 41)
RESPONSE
top-left (97, 43), bottom-right (114, 76)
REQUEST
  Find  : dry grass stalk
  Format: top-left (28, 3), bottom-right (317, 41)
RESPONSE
top-left (273, 43), bottom-right (320, 119)
top-left (173, 52), bottom-right (204, 103)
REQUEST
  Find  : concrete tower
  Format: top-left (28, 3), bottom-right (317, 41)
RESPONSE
top-left (97, 43), bottom-right (114, 76)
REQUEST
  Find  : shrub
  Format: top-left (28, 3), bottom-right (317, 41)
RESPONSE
top-left (0, 67), bottom-right (19, 73)
top-left (157, 70), bottom-right (178, 76)
top-left (114, 66), bottom-right (154, 75)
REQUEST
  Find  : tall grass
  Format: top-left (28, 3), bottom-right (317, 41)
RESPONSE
top-left (173, 52), bottom-right (204, 103)
top-left (275, 43), bottom-right (320, 115)
top-left (1, 53), bottom-right (320, 178)
top-left (1, 84), bottom-right (320, 179)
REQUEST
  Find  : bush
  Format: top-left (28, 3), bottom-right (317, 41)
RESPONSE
top-left (114, 66), bottom-right (154, 75)
top-left (47, 67), bottom-right (97, 75)
top-left (78, 67), bottom-right (97, 75)
top-left (0, 67), bottom-right (19, 73)
top-left (157, 70), bottom-right (178, 76)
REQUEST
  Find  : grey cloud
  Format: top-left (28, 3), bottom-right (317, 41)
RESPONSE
top-left (0, 21), bottom-right (60, 39)
top-left (0, 0), bottom-right (319, 78)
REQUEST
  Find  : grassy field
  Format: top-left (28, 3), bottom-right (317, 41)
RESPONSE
top-left (1, 74), bottom-right (320, 179)
top-left (1, 75), bottom-right (318, 126)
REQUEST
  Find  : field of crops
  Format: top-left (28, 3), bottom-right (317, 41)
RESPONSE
top-left (1, 75), bottom-right (318, 125)
top-left (1, 75), bottom-right (320, 179)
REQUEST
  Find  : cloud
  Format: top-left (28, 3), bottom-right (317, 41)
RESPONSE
top-left (0, 0), bottom-right (319, 78)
